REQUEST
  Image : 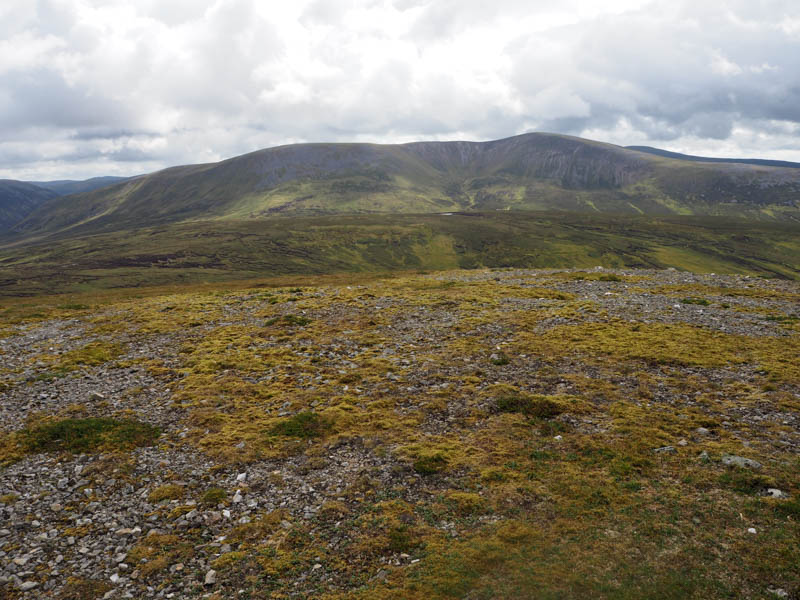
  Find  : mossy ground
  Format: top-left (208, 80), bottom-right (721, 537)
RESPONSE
top-left (0, 268), bottom-right (797, 598)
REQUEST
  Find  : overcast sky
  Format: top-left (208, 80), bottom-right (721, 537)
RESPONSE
top-left (2, 0), bottom-right (800, 180)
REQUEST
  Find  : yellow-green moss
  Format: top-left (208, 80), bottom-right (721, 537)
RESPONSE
top-left (147, 484), bottom-right (185, 503)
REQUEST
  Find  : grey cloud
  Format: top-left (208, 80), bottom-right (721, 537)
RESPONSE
top-left (3, 0), bottom-right (800, 180)
top-left (506, 1), bottom-right (800, 144)
top-left (106, 146), bottom-right (158, 162)
top-left (69, 128), bottom-right (160, 141)
top-left (0, 68), bottom-right (134, 132)
top-left (408, 0), bottom-right (549, 40)
top-left (300, 0), bottom-right (355, 26)
top-left (139, 0), bottom-right (209, 27)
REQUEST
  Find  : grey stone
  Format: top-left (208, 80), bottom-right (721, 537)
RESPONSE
top-left (721, 455), bottom-right (762, 469)
top-left (204, 569), bottom-right (217, 585)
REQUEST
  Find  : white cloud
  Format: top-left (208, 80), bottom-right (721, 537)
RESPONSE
top-left (1, 0), bottom-right (800, 179)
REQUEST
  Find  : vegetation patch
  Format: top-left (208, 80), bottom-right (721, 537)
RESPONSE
top-left (264, 314), bottom-right (313, 327)
top-left (269, 411), bottom-right (332, 438)
top-left (495, 394), bottom-right (565, 419)
top-left (19, 417), bottom-right (160, 454)
top-left (718, 469), bottom-right (776, 495)
top-left (569, 272), bottom-right (624, 282)
top-left (148, 484), bottom-right (185, 503)
top-left (413, 452), bottom-right (449, 475)
top-left (490, 352), bottom-right (510, 366)
top-left (55, 341), bottom-right (125, 370)
top-left (200, 487), bottom-right (227, 506)
top-left (445, 491), bottom-right (487, 516)
top-left (127, 533), bottom-right (194, 579)
top-left (57, 578), bottom-right (113, 600)
top-left (527, 321), bottom-right (754, 368)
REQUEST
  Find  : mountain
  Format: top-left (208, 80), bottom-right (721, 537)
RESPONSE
top-left (2, 133), bottom-right (799, 294)
top-left (10, 133), bottom-right (800, 240)
top-left (28, 176), bottom-right (132, 197)
top-left (626, 146), bottom-right (800, 169)
top-left (0, 180), bottom-right (58, 232)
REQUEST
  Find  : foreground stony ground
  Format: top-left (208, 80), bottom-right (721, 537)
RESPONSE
top-left (0, 268), bottom-right (797, 599)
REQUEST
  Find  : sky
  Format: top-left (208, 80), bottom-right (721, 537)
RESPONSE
top-left (2, 0), bottom-right (800, 180)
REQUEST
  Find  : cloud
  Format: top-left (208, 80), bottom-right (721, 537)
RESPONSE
top-left (1, 0), bottom-right (799, 179)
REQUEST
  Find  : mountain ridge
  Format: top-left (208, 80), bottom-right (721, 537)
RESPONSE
top-left (27, 175), bottom-right (132, 197)
top-left (626, 145), bottom-right (800, 169)
top-left (8, 132), bottom-right (800, 242)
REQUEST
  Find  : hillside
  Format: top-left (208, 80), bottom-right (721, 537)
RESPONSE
top-left (0, 180), bottom-right (58, 232)
top-left (0, 177), bottom-right (134, 235)
top-left (0, 268), bottom-right (797, 598)
top-left (0, 212), bottom-right (798, 296)
top-left (10, 133), bottom-right (800, 240)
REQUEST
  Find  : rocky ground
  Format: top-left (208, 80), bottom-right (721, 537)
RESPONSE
top-left (0, 268), bottom-right (797, 599)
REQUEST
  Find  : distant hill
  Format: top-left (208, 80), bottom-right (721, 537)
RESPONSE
top-left (626, 146), bottom-right (800, 169)
top-left (9, 133), bottom-right (800, 241)
top-left (0, 180), bottom-right (58, 232)
top-left (28, 176), bottom-right (132, 197)
top-left (0, 176), bottom-right (134, 235)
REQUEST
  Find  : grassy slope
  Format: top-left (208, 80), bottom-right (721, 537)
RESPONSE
top-left (0, 212), bottom-right (798, 296)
